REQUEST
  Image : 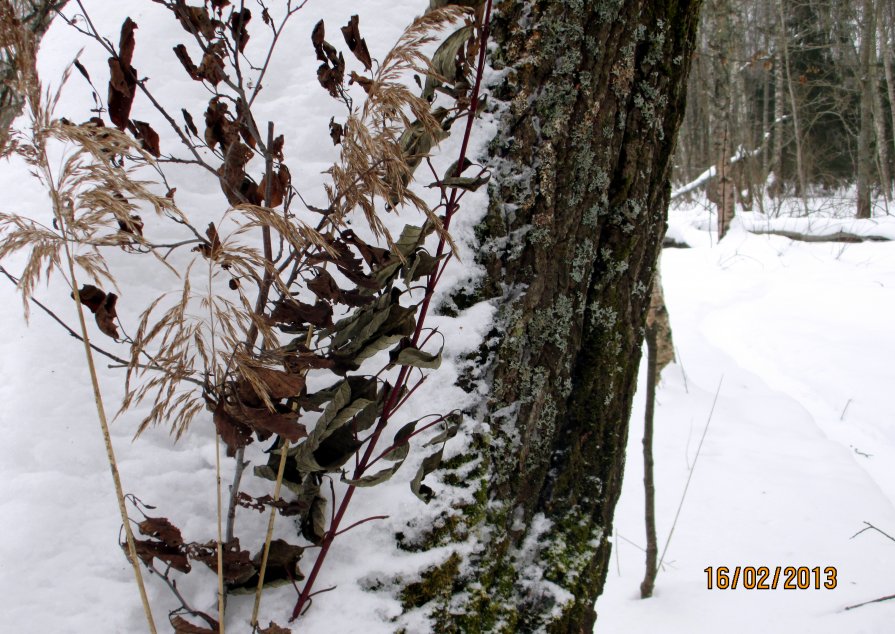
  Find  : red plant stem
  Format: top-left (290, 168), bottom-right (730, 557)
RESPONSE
top-left (366, 412), bottom-right (453, 470)
top-left (291, 2), bottom-right (494, 620)
top-left (332, 515), bottom-right (390, 538)
top-left (392, 372), bottom-right (427, 416)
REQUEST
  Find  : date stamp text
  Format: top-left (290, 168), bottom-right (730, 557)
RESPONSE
top-left (704, 566), bottom-right (837, 590)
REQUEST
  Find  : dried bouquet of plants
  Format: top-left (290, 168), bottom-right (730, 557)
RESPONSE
top-left (0, 0), bottom-right (493, 630)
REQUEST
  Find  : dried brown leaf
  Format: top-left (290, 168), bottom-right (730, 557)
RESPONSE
top-left (348, 70), bottom-right (373, 93)
top-left (317, 54), bottom-right (345, 97)
top-left (311, 20), bottom-right (326, 61)
top-left (138, 516), bottom-right (184, 547)
top-left (107, 19), bottom-right (138, 130)
top-left (192, 222), bottom-right (224, 261)
top-left (191, 539), bottom-right (255, 585)
top-left (229, 8), bottom-right (251, 53)
top-left (203, 97), bottom-right (237, 151)
top-left (117, 214), bottom-right (144, 237)
top-left (218, 142), bottom-right (254, 205)
top-left (72, 284), bottom-right (105, 313)
top-left (119, 17), bottom-right (137, 66)
top-left (173, 44), bottom-right (200, 80)
top-left (175, 5), bottom-right (218, 40)
top-left (270, 299), bottom-right (333, 329)
top-left (259, 165), bottom-right (290, 208)
top-left (214, 400), bottom-right (253, 457)
top-left (328, 117), bottom-right (343, 145)
top-left (342, 229), bottom-right (392, 268)
top-left (284, 352), bottom-right (336, 373)
top-left (341, 15), bottom-right (372, 71)
top-left (243, 366), bottom-right (306, 401)
top-left (225, 399), bottom-right (306, 442)
top-left (72, 285), bottom-right (119, 339)
top-left (270, 134), bottom-right (284, 159)
top-left (132, 538), bottom-right (191, 573)
top-left (197, 47), bottom-right (227, 86)
top-left (131, 120), bottom-right (160, 157)
top-left (170, 616), bottom-right (217, 634)
top-left (95, 292), bottom-right (119, 339)
top-left (252, 539), bottom-right (304, 585)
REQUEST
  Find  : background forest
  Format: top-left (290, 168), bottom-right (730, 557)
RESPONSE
top-left (677, 0), bottom-right (895, 222)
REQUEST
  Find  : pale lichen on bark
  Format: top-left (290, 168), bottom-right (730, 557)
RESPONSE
top-left (393, 0), bottom-right (701, 631)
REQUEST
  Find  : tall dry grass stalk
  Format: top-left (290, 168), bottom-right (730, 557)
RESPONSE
top-left (1, 0), bottom-right (483, 626)
top-left (0, 5), bottom-right (158, 631)
top-left (251, 325), bottom-right (315, 627)
top-left (214, 431), bottom-right (225, 634)
top-left (60, 212), bottom-right (159, 634)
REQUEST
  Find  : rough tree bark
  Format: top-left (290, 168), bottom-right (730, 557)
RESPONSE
top-left (871, 0), bottom-right (891, 200)
top-left (881, 1), bottom-right (895, 185)
top-left (771, 0), bottom-right (785, 200)
top-left (706, 0), bottom-right (735, 238)
top-left (857, 0), bottom-right (875, 219)
top-left (397, 1), bottom-right (701, 631)
top-left (778, 0), bottom-right (809, 216)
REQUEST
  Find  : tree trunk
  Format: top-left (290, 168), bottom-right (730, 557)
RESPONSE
top-left (872, 0), bottom-right (891, 200)
top-left (771, 0), bottom-right (786, 203)
top-left (778, 0), bottom-right (809, 215)
top-left (881, 1), bottom-right (895, 192)
top-left (397, 1), bottom-right (702, 631)
top-left (857, 0), bottom-right (875, 219)
top-left (707, 0), bottom-right (735, 238)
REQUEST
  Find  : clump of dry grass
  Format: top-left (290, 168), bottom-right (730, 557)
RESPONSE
top-left (0, 0), bottom-right (483, 628)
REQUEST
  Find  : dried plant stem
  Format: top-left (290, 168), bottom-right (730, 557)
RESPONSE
top-left (227, 122), bottom-right (276, 545)
top-left (640, 326), bottom-right (658, 599)
top-left (0, 266), bottom-right (204, 386)
top-left (0, 265), bottom-right (129, 365)
top-left (250, 437), bottom-right (290, 627)
top-left (291, 1), bottom-right (495, 620)
top-left (251, 325), bottom-right (313, 626)
top-left (225, 449), bottom-right (247, 543)
top-left (214, 431), bottom-right (225, 634)
top-left (55, 215), bottom-right (158, 633)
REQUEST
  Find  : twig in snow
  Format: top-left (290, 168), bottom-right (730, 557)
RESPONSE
top-left (657, 376), bottom-right (723, 575)
top-left (840, 398), bottom-right (853, 421)
top-left (850, 521), bottom-right (895, 543)
top-left (674, 345), bottom-right (689, 394)
top-left (844, 593), bottom-right (895, 611)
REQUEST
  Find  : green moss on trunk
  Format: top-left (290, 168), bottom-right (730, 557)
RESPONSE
top-left (394, 0), bottom-right (702, 631)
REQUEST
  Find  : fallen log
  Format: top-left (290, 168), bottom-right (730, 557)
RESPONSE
top-left (748, 228), bottom-right (891, 243)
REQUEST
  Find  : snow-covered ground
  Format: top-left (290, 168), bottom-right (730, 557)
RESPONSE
top-left (1, 0), bottom-right (893, 631)
top-left (0, 2), bottom-right (496, 632)
top-left (599, 207), bottom-right (895, 633)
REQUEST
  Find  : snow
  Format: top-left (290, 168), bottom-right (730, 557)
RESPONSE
top-left (0, 1), bottom-right (497, 632)
top-left (599, 203), bottom-right (895, 633)
top-left (0, 1), bottom-right (893, 632)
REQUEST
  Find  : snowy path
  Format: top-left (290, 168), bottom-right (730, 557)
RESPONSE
top-left (599, 226), bottom-right (895, 633)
